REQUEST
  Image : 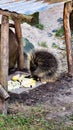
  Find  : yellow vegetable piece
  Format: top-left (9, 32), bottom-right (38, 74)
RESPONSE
top-left (21, 78), bottom-right (36, 88)
top-left (12, 74), bottom-right (20, 81)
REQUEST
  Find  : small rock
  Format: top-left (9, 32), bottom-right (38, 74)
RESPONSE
top-left (52, 42), bottom-right (58, 48)
top-left (62, 107), bottom-right (66, 111)
top-left (57, 17), bottom-right (63, 23)
top-left (48, 33), bottom-right (53, 37)
top-left (58, 45), bottom-right (66, 50)
top-left (70, 88), bottom-right (73, 94)
top-left (52, 29), bottom-right (57, 33)
top-left (63, 41), bottom-right (65, 44)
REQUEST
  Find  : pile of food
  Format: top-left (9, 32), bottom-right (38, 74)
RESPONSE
top-left (8, 74), bottom-right (36, 91)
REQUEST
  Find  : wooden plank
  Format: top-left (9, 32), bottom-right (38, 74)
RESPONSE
top-left (63, 1), bottom-right (73, 76)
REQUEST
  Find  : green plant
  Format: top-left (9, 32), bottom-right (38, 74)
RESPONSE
top-left (38, 42), bottom-right (47, 48)
top-left (35, 23), bottom-right (44, 30)
top-left (68, 114), bottom-right (73, 121)
top-left (66, 126), bottom-right (73, 130)
top-left (55, 27), bottom-right (64, 37)
top-left (52, 43), bottom-right (58, 48)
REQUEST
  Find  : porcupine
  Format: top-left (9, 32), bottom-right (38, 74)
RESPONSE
top-left (29, 49), bottom-right (61, 82)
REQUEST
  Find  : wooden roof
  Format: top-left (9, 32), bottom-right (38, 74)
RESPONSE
top-left (0, 0), bottom-right (69, 15)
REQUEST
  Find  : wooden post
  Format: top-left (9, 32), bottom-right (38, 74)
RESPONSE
top-left (0, 15), bottom-right (9, 114)
top-left (14, 18), bottom-right (24, 70)
top-left (63, 1), bottom-right (73, 76)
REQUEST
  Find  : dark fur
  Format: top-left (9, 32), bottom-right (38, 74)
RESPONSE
top-left (30, 50), bottom-right (58, 81)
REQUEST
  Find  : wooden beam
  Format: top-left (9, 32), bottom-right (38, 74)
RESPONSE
top-left (63, 1), bottom-right (73, 76)
top-left (0, 9), bottom-right (32, 23)
top-left (14, 18), bottom-right (24, 70)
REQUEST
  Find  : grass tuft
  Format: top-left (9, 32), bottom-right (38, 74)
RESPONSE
top-left (35, 24), bottom-right (44, 30)
top-left (0, 108), bottom-right (73, 130)
top-left (38, 42), bottom-right (48, 48)
top-left (55, 27), bottom-right (64, 37)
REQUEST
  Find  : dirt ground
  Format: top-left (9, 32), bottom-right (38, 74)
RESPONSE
top-left (8, 73), bottom-right (73, 123)
top-left (8, 2), bottom-right (73, 127)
